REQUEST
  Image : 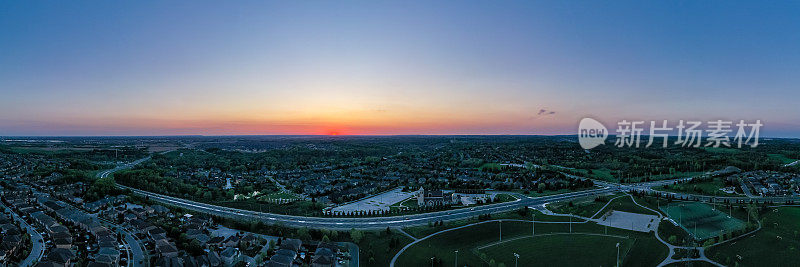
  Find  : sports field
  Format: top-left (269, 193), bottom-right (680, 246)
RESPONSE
top-left (660, 202), bottom-right (745, 240)
top-left (478, 234), bottom-right (633, 267)
top-left (394, 219), bottom-right (668, 266)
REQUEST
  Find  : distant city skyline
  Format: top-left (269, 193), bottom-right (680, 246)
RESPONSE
top-left (2, 1), bottom-right (800, 137)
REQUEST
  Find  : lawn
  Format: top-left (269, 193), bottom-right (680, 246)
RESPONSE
top-left (658, 218), bottom-right (693, 246)
top-left (478, 234), bottom-right (634, 267)
top-left (400, 209), bottom-right (552, 239)
top-left (494, 193), bottom-right (517, 202)
top-left (595, 195), bottom-right (660, 217)
top-left (548, 194), bottom-right (622, 218)
top-left (657, 178), bottom-right (739, 197)
top-left (706, 207), bottom-right (800, 266)
top-left (660, 202), bottom-right (745, 240)
top-left (360, 231), bottom-right (414, 267)
top-left (389, 197), bottom-right (418, 211)
top-left (394, 219), bottom-right (667, 266)
top-left (590, 168), bottom-right (616, 181)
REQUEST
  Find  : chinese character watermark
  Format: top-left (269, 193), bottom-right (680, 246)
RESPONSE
top-left (578, 118), bottom-right (763, 149)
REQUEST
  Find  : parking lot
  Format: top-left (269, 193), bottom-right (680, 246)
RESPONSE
top-left (331, 187), bottom-right (416, 213)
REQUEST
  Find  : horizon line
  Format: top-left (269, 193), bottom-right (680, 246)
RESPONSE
top-left (1, 134), bottom-right (799, 139)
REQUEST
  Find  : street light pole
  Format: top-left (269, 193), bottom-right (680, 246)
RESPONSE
top-left (532, 214), bottom-right (535, 236)
top-left (454, 250), bottom-right (458, 267)
top-left (514, 253), bottom-right (520, 267)
top-left (499, 220), bottom-right (502, 241)
top-left (616, 243), bottom-right (620, 267)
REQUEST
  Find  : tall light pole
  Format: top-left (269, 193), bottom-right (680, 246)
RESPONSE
top-left (616, 243), bottom-right (620, 267)
top-left (569, 214), bottom-right (572, 233)
top-left (532, 214), bottom-right (535, 236)
top-left (513, 253), bottom-right (520, 267)
top-left (454, 250), bottom-right (458, 267)
top-left (499, 220), bottom-right (502, 241)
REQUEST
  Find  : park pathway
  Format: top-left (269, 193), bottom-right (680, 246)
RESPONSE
top-left (391, 194), bottom-right (629, 267)
top-left (624, 195), bottom-right (726, 267)
top-left (396, 228), bottom-right (418, 241)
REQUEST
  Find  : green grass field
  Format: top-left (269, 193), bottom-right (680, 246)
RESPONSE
top-left (660, 202), bottom-right (745, 240)
top-left (658, 178), bottom-right (739, 197)
top-left (767, 153), bottom-right (796, 164)
top-left (549, 194), bottom-right (623, 218)
top-left (596, 195), bottom-right (659, 217)
top-left (395, 219), bottom-right (667, 266)
top-left (389, 197), bottom-right (418, 211)
top-left (706, 207), bottom-right (800, 266)
top-left (361, 231), bottom-right (414, 267)
top-left (478, 234), bottom-right (633, 267)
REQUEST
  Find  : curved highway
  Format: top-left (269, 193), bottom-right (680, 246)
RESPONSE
top-left (120, 184), bottom-right (616, 230)
top-left (108, 157), bottom-right (800, 230)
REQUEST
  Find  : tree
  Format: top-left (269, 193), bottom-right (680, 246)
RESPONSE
top-left (350, 229), bottom-right (364, 243)
top-left (668, 235), bottom-right (677, 244)
top-left (322, 235), bottom-right (331, 243)
top-left (297, 227), bottom-right (311, 240)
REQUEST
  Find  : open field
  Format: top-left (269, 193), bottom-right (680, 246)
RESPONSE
top-left (660, 202), bottom-right (745, 240)
top-left (596, 195), bottom-right (659, 217)
top-left (548, 193), bottom-right (623, 218)
top-left (706, 207), bottom-right (800, 266)
top-left (657, 178), bottom-right (740, 197)
top-left (394, 219), bottom-right (667, 266)
top-left (478, 234), bottom-right (633, 267)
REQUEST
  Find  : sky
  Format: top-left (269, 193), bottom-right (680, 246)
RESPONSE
top-left (2, 1), bottom-right (800, 136)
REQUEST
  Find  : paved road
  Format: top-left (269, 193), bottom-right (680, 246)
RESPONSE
top-left (106, 158), bottom-right (800, 230)
top-left (95, 163), bottom-right (148, 267)
top-left (122, 230), bottom-right (146, 267)
top-left (1, 203), bottom-right (45, 267)
top-left (121, 184), bottom-right (616, 230)
top-left (98, 157), bottom-right (151, 178)
top-left (95, 214), bottom-right (146, 267)
top-left (105, 156), bottom-right (619, 230)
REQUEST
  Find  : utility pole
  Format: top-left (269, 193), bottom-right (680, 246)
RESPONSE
top-left (532, 214), bottom-right (535, 236)
top-left (499, 220), bottom-right (502, 241)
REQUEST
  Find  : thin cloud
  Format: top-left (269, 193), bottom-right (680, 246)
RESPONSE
top-left (538, 109), bottom-right (556, 116)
